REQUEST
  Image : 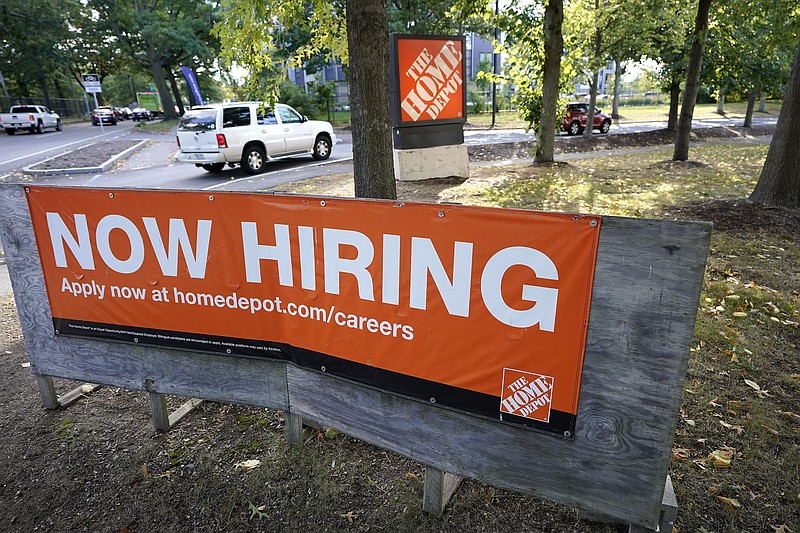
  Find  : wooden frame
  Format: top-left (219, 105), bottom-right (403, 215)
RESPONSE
top-left (0, 184), bottom-right (710, 530)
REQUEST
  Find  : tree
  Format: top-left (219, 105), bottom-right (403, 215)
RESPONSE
top-left (215, 0), bottom-right (395, 199)
top-left (672, 0), bottom-right (712, 161)
top-left (704, 0), bottom-right (796, 128)
top-left (749, 39), bottom-right (800, 208)
top-left (346, 0), bottom-right (396, 199)
top-left (536, 0), bottom-right (564, 163)
top-left (87, 0), bottom-right (218, 121)
top-left (0, 0), bottom-right (80, 107)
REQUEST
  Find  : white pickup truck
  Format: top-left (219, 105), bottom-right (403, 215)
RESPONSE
top-left (175, 102), bottom-right (336, 174)
top-left (0, 105), bottom-right (62, 135)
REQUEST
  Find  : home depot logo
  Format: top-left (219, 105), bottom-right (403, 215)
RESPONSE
top-left (500, 369), bottom-right (554, 423)
top-left (400, 40), bottom-right (463, 122)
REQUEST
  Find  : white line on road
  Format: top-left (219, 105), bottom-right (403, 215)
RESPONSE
top-left (200, 157), bottom-right (354, 191)
top-left (0, 130), bottom-right (131, 167)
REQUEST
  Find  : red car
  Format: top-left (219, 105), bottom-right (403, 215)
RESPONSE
top-left (560, 102), bottom-right (612, 135)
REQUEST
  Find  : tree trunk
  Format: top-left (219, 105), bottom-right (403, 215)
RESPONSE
top-left (612, 58), bottom-right (621, 120)
top-left (583, 15), bottom-right (602, 140)
top-left (673, 0), bottom-right (712, 161)
top-left (346, 0), bottom-right (396, 200)
top-left (758, 90), bottom-right (766, 112)
top-left (583, 70), bottom-right (599, 139)
top-left (667, 75), bottom-right (681, 131)
top-left (146, 41), bottom-right (177, 121)
top-left (716, 90), bottom-right (725, 114)
top-left (36, 70), bottom-right (52, 110)
top-left (743, 88), bottom-right (756, 128)
top-left (535, 0), bottom-right (563, 164)
top-left (166, 67), bottom-right (185, 115)
top-left (749, 40), bottom-right (800, 208)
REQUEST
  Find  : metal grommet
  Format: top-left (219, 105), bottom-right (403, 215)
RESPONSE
top-left (24, 187), bottom-right (31, 193)
top-left (564, 430), bottom-right (572, 438)
top-left (209, 195), bottom-right (214, 201)
top-left (109, 192), bottom-right (115, 199)
top-left (429, 397), bottom-right (436, 404)
top-left (589, 219), bottom-right (598, 227)
top-left (321, 366), bottom-right (327, 372)
top-left (320, 200), bottom-right (326, 206)
top-left (437, 211), bottom-right (445, 218)
top-left (134, 338), bottom-right (139, 343)
top-left (226, 348), bottom-right (231, 354)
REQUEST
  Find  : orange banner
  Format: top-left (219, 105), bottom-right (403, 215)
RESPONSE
top-left (396, 37), bottom-right (464, 123)
top-left (26, 187), bottom-right (600, 435)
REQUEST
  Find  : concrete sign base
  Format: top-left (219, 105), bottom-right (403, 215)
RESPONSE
top-left (393, 144), bottom-right (469, 181)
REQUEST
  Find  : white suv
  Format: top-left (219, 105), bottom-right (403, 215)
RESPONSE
top-left (175, 102), bottom-right (336, 174)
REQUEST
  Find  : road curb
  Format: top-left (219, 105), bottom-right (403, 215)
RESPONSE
top-left (22, 140), bottom-right (149, 176)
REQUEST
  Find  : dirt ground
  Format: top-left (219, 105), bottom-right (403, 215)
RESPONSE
top-left (1, 124), bottom-right (793, 533)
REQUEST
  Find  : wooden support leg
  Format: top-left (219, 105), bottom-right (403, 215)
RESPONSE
top-left (149, 392), bottom-right (203, 433)
top-left (422, 466), bottom-right (462, 515)
top-left (58, 383), bottom-right (102, 408)
top-left (149, 392), bottom-right (170, 432)
top-left (284, 412), bottom-right (303, 448)
top-left (628, 476), bottom-right (678, 533)
top-left (35, 375), bottom-right (59, 409)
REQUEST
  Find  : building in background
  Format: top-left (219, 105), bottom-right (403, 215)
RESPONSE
top-left (287, 33), bottom-right (503, 109)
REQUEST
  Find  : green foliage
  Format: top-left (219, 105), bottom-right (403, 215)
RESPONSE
top-left (214, 0), bottom-right (346, 103)
top-left (705, 0), bottom-right (797, 99)
top-left (278, 81), bottom-right (323, 119)
top-left (388, 0), bottom-right (462, 34)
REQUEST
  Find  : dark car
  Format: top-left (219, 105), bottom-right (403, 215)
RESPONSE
top-left (131, 107), bottom-right (153, 121)
top-left (98, 106), bottom-right (124, 121)
top-left (91, 108), bottom-right (117, 126)
top-left (560, 102), bottom-right (611, 135)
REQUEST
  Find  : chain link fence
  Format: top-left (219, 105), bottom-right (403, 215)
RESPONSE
top-left (0, 96), bottom-right (93, 119)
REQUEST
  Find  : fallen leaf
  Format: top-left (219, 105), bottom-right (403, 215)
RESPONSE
top-left (708, 449), bottom-right (735, 468)
top-left (744, 378), bottom-right (761, 391)
top-left (685, 419), bottom-right (696, 427)
top-left (732, 312), bottom-right (747, 318)
top-left (790, 374), bottom-right (800, 380)
top-left (234, 459), bottom-right (261, 470)
top-left (771, 524), bottom-right (793, 533)
top-left (716, 496), bottom-right (741, 510)
top-left (707, 486), bottom-right (719, 494)
top-left (340, 511), bottom-right (355, 523)
top-left (760, 424), bottom-right (779, 436)
top-left (405, 472), bottom-right (419, 481)
top-left (672, 448), bottom-right (690, 460)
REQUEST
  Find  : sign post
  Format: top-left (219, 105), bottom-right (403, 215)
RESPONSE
top-left (390, 35), bottom-right (469, 181)
top-left (82, 73), bottom-right (103, 133)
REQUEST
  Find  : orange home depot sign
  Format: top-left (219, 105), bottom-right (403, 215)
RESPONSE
top-left (394, 35), bottom-right (465, 124)
top-left (26, 187), bottom-right (601, 436)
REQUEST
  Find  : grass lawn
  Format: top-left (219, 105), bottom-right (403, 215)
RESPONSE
top-left (276, 140), bottom-right (799, 532)
top-left (135, 118), bottom-right (179, 133)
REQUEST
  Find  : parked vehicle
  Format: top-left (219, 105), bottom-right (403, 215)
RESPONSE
top-left (91, 108), bottom-right (117, 126)
top-left (120, 107), bottom-right (133, 120)
top-left (0, 105), bottom-right (62, 135)
top-left (131, 107), bottom-right (153, 121)
top-left (560, 102), bottom-right (612, 135)
top-left (175, 102), bottom-right (336, 174)
top-left (98, 106), bottom-right (125, 121)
